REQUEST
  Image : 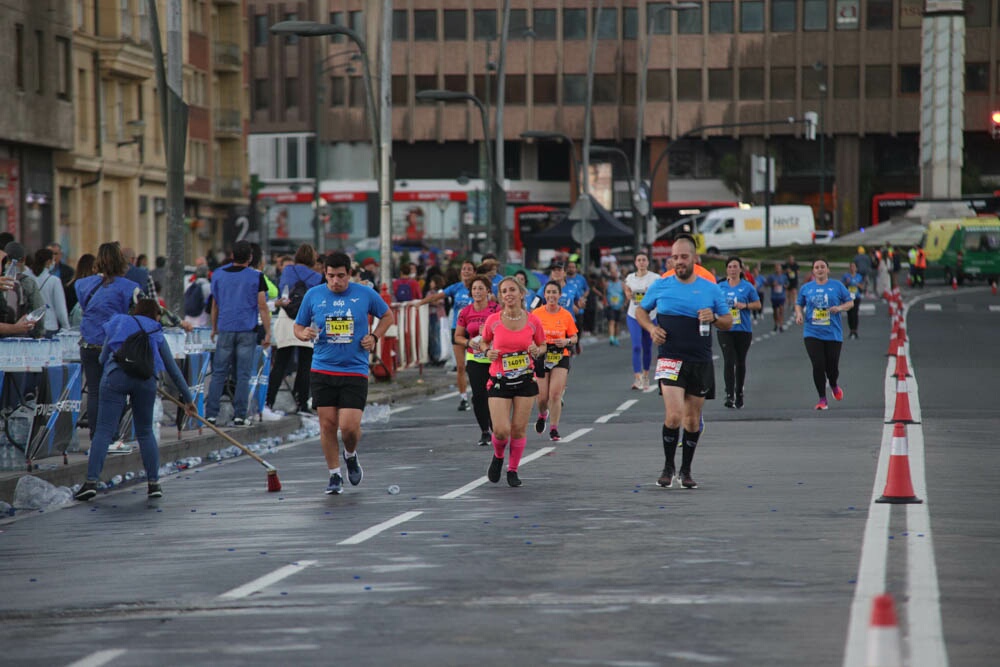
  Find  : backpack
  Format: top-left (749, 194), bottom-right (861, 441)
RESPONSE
top-left (282, 273), bottom-right (309, 318)
top-left (393, 279), bottom-right (414, 303)
top-left (183, 280), bottom-right (207, 317)
top-left (113, 316), bottom-right (158, 379)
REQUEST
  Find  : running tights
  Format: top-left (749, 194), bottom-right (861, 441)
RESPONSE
top-left (803, 337), bottom-right (842, 398)
top-left (846, 298), bottom-right (860, 333)
top-left (466, 361), bottom-right (492, 433)
top-left (716, 331), bottom-right (752, 397)
top-left (627, 315), bottom-right (652, 373)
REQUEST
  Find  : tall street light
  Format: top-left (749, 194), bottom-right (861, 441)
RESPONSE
top-left (417, 89), bottom-right (494, 255)
top-left (580, 0), bottom-right (604, 275)
top-left (635, 2), bottom-right (701, 249)
top-left (813, 61), bottom-right (828, 233)
top-left (588, 145), bottom-right (637, 253)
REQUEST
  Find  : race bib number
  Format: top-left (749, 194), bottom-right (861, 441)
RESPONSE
top-left (610, 294), bottom-right (622, 307)
top-left (654, 357), bottom-right (683, 382)
top-left (325, 315), bottom-right (355, 343)
top-left (773, 284), bottom-right (784, 294)
top-left (730, 308), bottom-right (741, 325)
top-left (501, 351), bottom-right (531, 378)
top-left (812, 308), bottom-right (831, 326)
top-left (544, 348), bottom-right (563, 369)
top-left (633, 291), bottom-right (645, 303)
top-left (848, 285), bottom-right (858, 296)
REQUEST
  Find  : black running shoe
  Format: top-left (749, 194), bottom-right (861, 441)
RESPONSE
top-left (680, 470), bottom-right (698, 489)
top-left (735, 394), bottom-right (744, 409)
top-left (534, 413), bottom-right (546, 434)
top-left (488, 456), bottom-right (504, 483)
top-left (724, 395), bottom-right (735, 408)
top-left (325, 472), bottom-right (344, 495)
top-left (549, 428), bottom-right (561, 442)
top-left (147, 482), bottom-right (163, 498)
top-left (657, 468), bottom-right (675, 488)
top-left (477, 432), bottom-right (491, 447)
top-left (458, 398), bottom-right (470, 411)
top-left (506, 470), bottom-right (522, 487)
top-left (345, 454), bottom-right (363, 486)
top-left (74, 481), bottom-right (98, 502)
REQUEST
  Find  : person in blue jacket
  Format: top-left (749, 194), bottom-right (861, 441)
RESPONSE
top-left (841, 261), bottom-right (865, 339)
top-left (716, 257), bottom-right (762, 409)
top-left (73, 299), bottom-right (197, 501)
top-left (795, 258), bottom-right (854, 410)
top-left (75, 243), bottom-right (143, 439)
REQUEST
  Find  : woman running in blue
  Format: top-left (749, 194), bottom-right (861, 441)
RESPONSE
top-left (841, 261), bottom-right (865, 339)
top-left (795, 258), bottom-right (854, 410)
top-left (716, 257), bottom-right (761, 408)
top-left (423, 260), bottom-right (476, 411)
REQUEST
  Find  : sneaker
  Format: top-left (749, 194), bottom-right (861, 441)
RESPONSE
top-left (206, 417), bottom-right (217, 425)
top-left (724, 395), bottom-right (735, 409)
top-left (232, 417), bottom-right (250, 427)
top-left (831, 386), bottom-right (844, 401)
top-left (325, 472), bottom-right (344, 495)
top-left (631, 379), bottom-right (643, 391)
top-left (642, 375), bottom-right (650, 390)
top-left (735, 394), bottom-right (744, 409)
top-left (657, 468), bottom-right (675, 488)
top-left (534, 412), bottom-right (547, 434)
top-left (506, 470), bottom-right (522, 487)
top-left (458, 398), bottom-right (470, 412)
top-left (147, 482), bottom-right (163, 498)
top-left (488, 456), bottom-right (504, 483)
top-left (680, 470), bottom-right (698, 489)
top-left (107, 440), bottom-right (133, 455)
top-left (345, 454), bottom-right (363, 486)
top-left (261, 406), bottom-right (284, 421)
top-left (73, 481), bottom-right (98, 502)
top-left (477, 431), bottom-right (491, 447)
top-left (549, 428), bottom-right (561, 442)
top-left (815, 398), bottom-right (829, 410)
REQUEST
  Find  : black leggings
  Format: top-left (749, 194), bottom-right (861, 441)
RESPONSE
top-left (846, 298), bottom-right (860, 333)
top-left (804, 337), bottom-right (842, 398)
top-left (716, 330), bottom-right (752, 396)
top-left (266, 346), bottom-right (313, 410)
top-left (465, 361), bottom-right (492, 433)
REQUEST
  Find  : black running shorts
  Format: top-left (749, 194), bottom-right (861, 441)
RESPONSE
top-left (310, 373), bottom-right (369, 410)
top-left (657, 359), bottom-right (716, 400)
top-left (487, 373), bottom-right (539, 399)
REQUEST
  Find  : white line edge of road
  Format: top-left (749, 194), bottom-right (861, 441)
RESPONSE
top-left (595, 412), bottom-right (620, 424)
top-left (430, 391), bottom-right (460, 402)
top-left (65, 649), bottom-right (128, 667)
top-left (842, 292), bottom-right (948, 667)
top-left (217, 560), bottom-right (318, 601)
top-left (437, 445), bottom-right (561, 500)
top-left (338, 511), bottom-right (424, 546)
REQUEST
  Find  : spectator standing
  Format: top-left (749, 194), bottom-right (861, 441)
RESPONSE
top-left (46, 243), bottom-right (75, 292)
top-left (852, 246), bottom-right (872, 296)
top-left (122, 247), bottom-right (157, 299)
top-left (27, 248), bottom-right (70, 337)
top-left (150, 256), bottom-right (168, 293)
top-left (604, 265), bottom-right (624, 346)
top-left (782, 255), bottom-right (800, 308)
top-left (392, 261), bottom-right (423, 302)
top-left (66, 253), bottom-right (97, 326)
top-left (182, 264), bottom-right (212, 328)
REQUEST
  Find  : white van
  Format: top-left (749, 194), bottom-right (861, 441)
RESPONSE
top-left (699, 205), bottom-right (815, 254)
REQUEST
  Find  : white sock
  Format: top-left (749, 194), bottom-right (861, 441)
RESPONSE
top-left (462, 391), bottom-right (470, 400)
top-left (344, 452), bottom-right (356, 460)
top-left (329, 467), bottom-right (341, 476)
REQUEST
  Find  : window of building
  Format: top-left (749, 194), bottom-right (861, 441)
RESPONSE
top-left (284, 13), bottom-right (299, 45)
top-left (506, 75), bottom-right (526, 104)
top-left (593, 74), bottom-right (617, 103)
top-left (771, 67), bottom-right (796, 99)
top-left (899, 65), bottom-right (920, 94)
top-left (35, 30), bottom-right (44, 94)
top-left (537, 141), bottom-right (571, 181)
top-left (866, 0), bottom-right (892, 29)
top-left (678, 6), bottom-right (703, 34)
top-left (739, 68), bottom-right (764, 99)
top-left (474, 9), bottom-right (496, 39)
top-left (254, 15), bottom-right (268, 47)
top-left (802, 66), bottom-right (825, 98)
top-left (835, 0), bottom-right (859, 29)
top-left (253, 78), bottom-right (268, 111)
top-left (965, 0), bottom-right (990, 28)
top-left (563, 75), bottom-right (587, 104)
top-left (473, 75), bottom-right (489, 102)
top-left (189, 0), bottom-right (206, 34)
top-left (594, 7), bottom-right (617, 39)
top-left (677, 69), bottom-right (702, 100)
top-left (803, 0), bottom-right (828, 30)
top-left (534, 74), bottom-right (557, 104)
top-left (284, 77), bottom-right (298, 109)
top-left (328, 12), bottom-right (346, 43)
top-left (349, 77), bottom-right (366, 106)
top-left (444, 10), bottom-right (466, 40)
top-left (121, 0), bottom-right (132, 37)
top-left (350, 11), bottom-right (364, 35)
top-left (15, 24), bottom-right (24, 90)
top-left (76, 0), bottom-right (85, 29)
top-left (623, 8), bottom-right (638, 39)
top-left (392, 75), bottom-right (407, 106)
top-left (708, 69), bottom-right (732, 100)
top-left (966, 62), bottom-right (989, 92)
top-left (771, 0), bottom-right (796, 32)
top-left (865, 65), bottom-right (891, 98)
top-left (285, 139), bottom-right (298, 180)
top-left (414, 75), bottom-right (436, 101)
top-left (443, 74), bottom-right (466, 93)
top-left (329, 77), bottom-right (346, 106)
top-left (509, 9), bottom-right (529, 39)
top-left (710, 2), bottom-right (734, 33)
top-left (647, 4), bottom-right (672, 35)
top-left (623, 73), bottom-right (636, 101)
top-left (414, 10), bottom-right (436, 41)
top-left (647, 69), bottom-right (671, 100)
top-left (529, 9), bottom-right (555, 40)
top-left (833, 65), bottom-right (858, 98)
top-left (564, 8), bottom-right (587, 39)
top-left (392, 10), bottom-right (408, 41)
top-left (740, 2), bottom-right (764, 32)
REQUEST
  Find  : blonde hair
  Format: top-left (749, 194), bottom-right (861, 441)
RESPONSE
top-left (497, 276), bottom-right (525, 296)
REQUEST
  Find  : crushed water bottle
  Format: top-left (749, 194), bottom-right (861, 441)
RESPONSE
top-left (0, 500), bottom-right (14, 516)
top-left (361, 403), bottom-right (390, 425)
top-left (387, 485), bottom-right (400, 495)
top-left (124, 471), bottom-right (135, 482)
top-left (109, 475), bottom-right (123, 487)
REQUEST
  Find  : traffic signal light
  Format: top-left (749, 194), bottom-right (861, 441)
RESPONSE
top-left (992, 111), bottom-right (1000, 140)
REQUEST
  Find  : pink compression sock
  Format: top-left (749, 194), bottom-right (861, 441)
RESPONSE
top-left (508, 437), bottom-right (526, 471)
top-left (491, 434), bottom-right (508, 459)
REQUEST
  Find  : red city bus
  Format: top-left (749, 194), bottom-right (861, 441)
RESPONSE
top-left (870, 192), bottom-right (919, 226)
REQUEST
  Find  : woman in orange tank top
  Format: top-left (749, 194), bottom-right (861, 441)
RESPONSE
top-left (530, 281), bottom-right (579, 442)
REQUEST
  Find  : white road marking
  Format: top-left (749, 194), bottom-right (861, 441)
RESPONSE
top-left (218, 560), bottom-right (318, 600)
top-left (859, 303), bottom-right (876, 314)
top-left (615, 399), bottom-right (639, 412)
top-left (437, 447), bottom-right (557, 500)
top-left (66, 650), bottom-right (127, 667)
top-left (557, 428), bottom-right (592, 442)
top-left (989, 305), bottom-right (1000, 312)
top-left (924, 303), bottom-right (942, 311)
top-left (338, 511), bottom-right (423, 545)
top-left (430, 391), bottom-right (460, 401)
top-left (595, 413), bottom-right (620, 424)
top-left (389, 406), bottom-right (413, 415)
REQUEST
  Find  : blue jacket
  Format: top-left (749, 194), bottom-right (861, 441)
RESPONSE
top-left (76, 275), bottom-right (142, 345)
top-left (99, 314), bottom-right (193, 403)
top-left (211, 265), bottom-right (262, 333)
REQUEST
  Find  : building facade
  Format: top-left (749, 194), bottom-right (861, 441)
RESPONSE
top-left (248, 1), bottom-right (1000, 253)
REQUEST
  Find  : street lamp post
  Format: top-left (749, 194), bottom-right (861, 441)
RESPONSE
top-left (588, 145), bottom-right (637, 254)
top-left (416, 90), bottom-right (495, 256)
top-left (580, 0), bottom-right (604, 275)
top-left (814, 61), bottom-right (828, 233)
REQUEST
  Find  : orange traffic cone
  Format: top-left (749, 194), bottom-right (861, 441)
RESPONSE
top-left (876, 423), bottom-right (923, 504)
top-left (896, 325), bottom-right (906, 343)
top-left (887, 379), bottom-right (918, 424)
top-left (890, 317), bottom-right (900, 337)
top-left (893, 351), bottom-right (911, 379)
top-left (952, 277), bottom-right (958, 290)
top-left (866, 594), bottom-right (904, 666)
top-left (992, 281), bottom-right (997, 296)
top-left (885, 335), bottom-right (899, 357)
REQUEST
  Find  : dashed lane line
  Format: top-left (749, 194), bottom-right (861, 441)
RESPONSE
top-left (65, 650), bottom-right (127, 667)
top-left (218, 560), bottom-right (318, 600)
top-left (338, 512), bottom-right (424, 546)
top-left (430, 391), bottom-right (460, 401)
top-left (437, 447), bottom-right (558, 500)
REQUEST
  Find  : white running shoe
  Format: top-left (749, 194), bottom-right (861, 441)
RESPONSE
top-left (107, 441), bottom-right (133, 455)
top-left (261, 406), bottom-right (285, 422)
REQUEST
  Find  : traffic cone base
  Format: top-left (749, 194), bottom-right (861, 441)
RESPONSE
top-left (877, 424), bottom-right (923, 504)
top-left (893, 352), bottom-right (911, 379)
top-left (866, 594), bottom-right (903, 667)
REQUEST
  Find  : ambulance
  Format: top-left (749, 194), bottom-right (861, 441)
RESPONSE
top-left (922, 217), bottom-right (1000, 285)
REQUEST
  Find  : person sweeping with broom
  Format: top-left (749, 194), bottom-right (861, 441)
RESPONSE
top-left (294, 252), bottom-right (394, 495)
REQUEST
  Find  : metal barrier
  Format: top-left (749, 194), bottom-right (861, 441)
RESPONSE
top-left (389, 301), bottom-right (429, 371)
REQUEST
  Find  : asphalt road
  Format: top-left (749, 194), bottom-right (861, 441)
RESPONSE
top-left (0, 288), bottom-right (996, 667)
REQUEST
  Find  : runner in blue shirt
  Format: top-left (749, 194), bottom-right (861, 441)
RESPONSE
top-left (636, 236), bottom-right (732, 490)
top-left (604, 267), bottom-right (625, 346)
top-left (422, 260), bottom-right (476, 411)
top-left (716, 257), bottom-right (762, 409)
top-left (841, 261), bottom-right (865, 340)
top-left (768, 263), bottom-right (790, 332)
top-left (794, 258), bottom-right (854, 410)
top-left (294, 251), bottom-right (394, 495)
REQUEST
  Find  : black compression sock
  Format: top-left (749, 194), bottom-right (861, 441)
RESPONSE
top-left (662, 425), bottom-right (680, 469)
top-left (681, 428), bottom-right (701, 472)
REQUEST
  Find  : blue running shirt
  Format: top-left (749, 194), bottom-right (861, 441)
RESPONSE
top-left (797, 280), bottom-right (852, 342)
top-left (641, 276), bottom-right (728, 363)
top-left (295, 282), bottom-right (389, 376)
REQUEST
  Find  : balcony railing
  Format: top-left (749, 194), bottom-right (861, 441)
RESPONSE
top-left (214, 42), bottom-right (241, 69)
top-left (214, 177), bottom-right (244, 199)
top-left (214, 108), bottom-right (242, 135)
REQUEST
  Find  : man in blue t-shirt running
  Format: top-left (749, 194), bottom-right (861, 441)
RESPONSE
top-left (636, 236), bottom-right (732, 490)
top-left (294, 252), bottom-right (394, 495)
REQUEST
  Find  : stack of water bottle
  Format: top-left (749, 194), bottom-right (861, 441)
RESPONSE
top-left (0, 440), bottom-right (23, 472)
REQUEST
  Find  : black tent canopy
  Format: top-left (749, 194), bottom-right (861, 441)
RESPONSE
top-left (526, 195), bottom-right (634, 249)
